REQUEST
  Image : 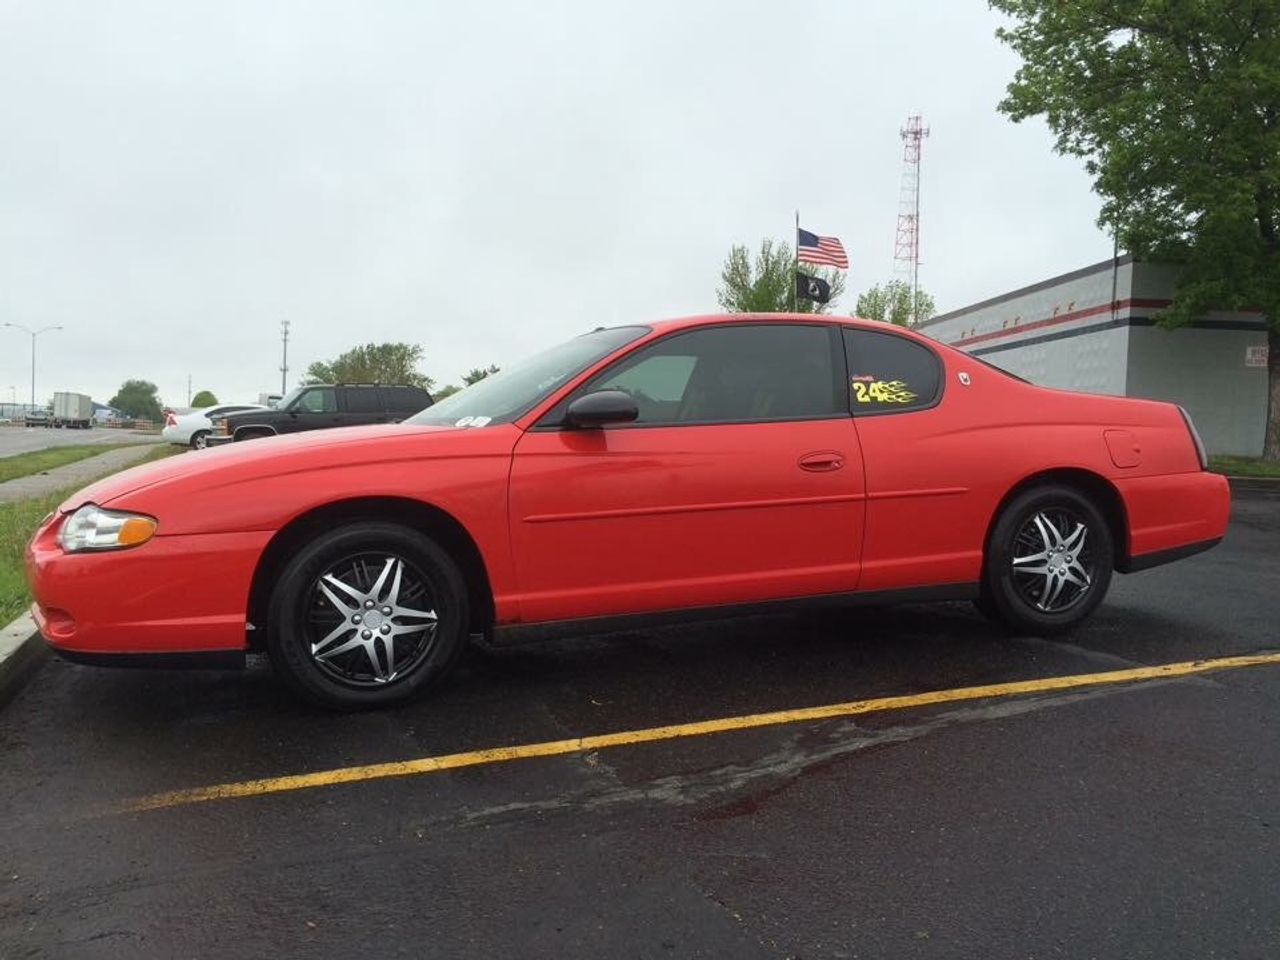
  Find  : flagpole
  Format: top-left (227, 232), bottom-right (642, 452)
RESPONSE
top-left (793, 210), bottom-right (799, 312)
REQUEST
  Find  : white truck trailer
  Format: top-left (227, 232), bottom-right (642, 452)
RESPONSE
top-left (52, 392), bottom-right (94, 429)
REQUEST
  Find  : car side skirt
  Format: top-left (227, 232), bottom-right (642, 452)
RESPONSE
top-left (490, 582), bottom-right (980, 647)
top-left (1116, 536), bottom-right (1222, 574)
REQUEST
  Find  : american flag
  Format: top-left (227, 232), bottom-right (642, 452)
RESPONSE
top-left (797, 228), bottom-right (849, 269)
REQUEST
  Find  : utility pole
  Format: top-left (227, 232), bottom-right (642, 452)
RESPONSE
top-left (3, 322), bottom-right (63, 410)
top-left (187, 374), bottom-right (192, 406)
top-left (280, 320), bottom-right (291, 395)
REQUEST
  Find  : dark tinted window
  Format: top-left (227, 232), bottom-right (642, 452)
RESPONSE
top-left (343, 387), bottom-right (383, 413)
top-left (842, 328), bottom-right (941, 414)
top-left (571, 324), bottom-right (842, 425)
top-left (296, 387), bottom-right (337, 413)
top-left (384, 386), bottom-right (432, 412)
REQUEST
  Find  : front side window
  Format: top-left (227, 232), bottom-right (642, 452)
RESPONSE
top-left (558, 324), bottom-right (843, 426)
top-left (842, 328), bottom-right (942, 414)
top-left (295, 388), bottom-right (337, 414)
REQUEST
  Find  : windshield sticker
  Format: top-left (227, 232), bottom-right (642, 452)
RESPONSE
top-left (454, 415), bottom-right (492, 428)
top-left (851, 379), bottom-right (918, 405)
top-left (454, 416), bottom-right (475, 427)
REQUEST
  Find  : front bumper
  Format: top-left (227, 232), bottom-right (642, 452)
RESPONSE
top-left (25, 512), bottom-right (271, 656)
top-left (205, 434), bottom-right (234, 447)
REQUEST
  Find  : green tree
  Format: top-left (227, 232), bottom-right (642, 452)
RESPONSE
top-left (855, 280), bottom-right (936, 327)
top-left (717, 239), bottom-right (845, 314)
top-left (305, 342), bottom-right (434, 391)
top-left (463, 364), bottom-right (500, 386)
top-left (992, 0), bottom-right (1280, 457)
top-left (434, 384), bottom-right (462, 400)
top-left (109, 379), bottom-right (164, 423)
top-left (190, 390), bottom-right (218, 407)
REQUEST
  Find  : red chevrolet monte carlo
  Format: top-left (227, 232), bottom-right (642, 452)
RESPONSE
top-left (27, 315), bottom-right (1229, 708)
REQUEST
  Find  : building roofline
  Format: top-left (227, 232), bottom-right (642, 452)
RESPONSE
top-left (919, 253), bottom-right (1135, 329)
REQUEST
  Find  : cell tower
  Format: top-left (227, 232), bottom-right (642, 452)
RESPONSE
top-left (893, 114), bottom-right (929, 324)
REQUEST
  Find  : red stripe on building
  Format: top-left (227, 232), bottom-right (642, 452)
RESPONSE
top-left (948, 298), bottom-right (1173, 349)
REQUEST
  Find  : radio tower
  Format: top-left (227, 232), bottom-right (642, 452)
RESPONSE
top-left (893, 114), bottom-right (929, 325)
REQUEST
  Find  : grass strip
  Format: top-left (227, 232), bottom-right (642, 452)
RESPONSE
top-left (1209, 455), bottom-right (1280, 478)
top-left (0, 443), bottom-right (142, 485)
top-left (0, 445), bottom-right (181, 624)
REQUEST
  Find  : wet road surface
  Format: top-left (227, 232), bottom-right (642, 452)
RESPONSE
top-left (2, 491), bottom-right (1277, 958)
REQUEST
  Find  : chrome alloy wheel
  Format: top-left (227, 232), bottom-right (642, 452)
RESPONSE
top-left (1010, 509), bottom-right (1096, 613)
top-left (306, 553), bottom-right (439, 686)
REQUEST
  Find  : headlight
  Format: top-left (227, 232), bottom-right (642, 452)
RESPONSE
top-left (58, 504), bottom-right (158, 552)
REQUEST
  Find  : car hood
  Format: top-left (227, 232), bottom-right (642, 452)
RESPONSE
top-left (59, 422), bottom-right (491, 513)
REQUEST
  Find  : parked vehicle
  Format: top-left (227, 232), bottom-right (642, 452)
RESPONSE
top-left (52, 392), bottom-right (94, 429)
top-left (26, 314), bottom-right (1229, 709)
top-left (23, 408), bottom-right (50, 427)
top-left (162, 404), bottom-right (267, 450)
top-left (205, 383), bottom-right (433, 445)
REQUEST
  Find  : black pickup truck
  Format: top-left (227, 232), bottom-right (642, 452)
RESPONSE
top-left (207, 383), bottom-right (433, 445)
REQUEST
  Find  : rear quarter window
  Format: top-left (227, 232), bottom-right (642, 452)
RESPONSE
top-left (842, 327), bottom-right (942, 414)
top-left (384, 386), bottom-right (433, 413)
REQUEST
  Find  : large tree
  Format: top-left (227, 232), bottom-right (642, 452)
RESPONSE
top-left (717, 239), bottom-right (845, 314)
top-left (855, 280), bottom-right (936, 327)
top-left (109, 379), bottom-right (164, 424)
top-left (305, 342), bottom-right (434, 391)
top-left (992, 0), bottom-right (1280, 458)
top-left (190, 390), bottom-right (218, 407)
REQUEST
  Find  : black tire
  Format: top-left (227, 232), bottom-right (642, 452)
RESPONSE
top-left (189, 430), bottom-right (210, 450)
top-left (980, 484), bottom-right (1113, 635)
top-left (266, 522), bottom-right (469, 709)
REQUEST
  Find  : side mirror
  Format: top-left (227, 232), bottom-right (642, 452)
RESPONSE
top-left (564, 390), bottom-right (639, 429)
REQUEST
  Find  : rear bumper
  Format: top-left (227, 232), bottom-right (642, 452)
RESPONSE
top-left (25, 514), bottom-right (269, 656)
top-left (1115, 471), bottom-right (1230, 572)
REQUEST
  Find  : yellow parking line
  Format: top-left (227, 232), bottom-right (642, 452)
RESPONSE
top-left (129, 650), bottom-right (1280, 812)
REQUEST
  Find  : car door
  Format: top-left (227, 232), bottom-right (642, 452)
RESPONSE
top-left (284, 386), bottom-right (340, 433)
top-left (508, 322), bottom-right (866, 624)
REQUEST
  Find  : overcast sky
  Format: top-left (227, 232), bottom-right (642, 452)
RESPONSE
top-left (0, 0), bottom-right (1112, 409)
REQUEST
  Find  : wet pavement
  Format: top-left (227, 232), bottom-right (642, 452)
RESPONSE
top-left (1, 492), bottom-right (1277, 959)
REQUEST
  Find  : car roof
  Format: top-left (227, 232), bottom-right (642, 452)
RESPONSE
top-left (640, 312), bottom-right (939, 342)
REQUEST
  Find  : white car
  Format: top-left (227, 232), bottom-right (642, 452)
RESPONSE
top-left (162, 404), bottom-right (267, 450)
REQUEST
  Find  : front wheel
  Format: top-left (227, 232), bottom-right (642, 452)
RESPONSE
top-left (979, 484), bottom-right (1113, 635)
top-left (266, 522), bottom-right (469, 709)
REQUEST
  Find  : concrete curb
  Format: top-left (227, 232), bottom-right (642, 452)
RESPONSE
top-left (1225, 475), bottom-right (1280, 495)
top-left (0, 611), bottom-right (47, 708)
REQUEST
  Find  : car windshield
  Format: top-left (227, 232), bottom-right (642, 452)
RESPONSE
top-left (275, 386), bottom-right (309, 411)
top-left (408, 326), bottom-right (650, 427)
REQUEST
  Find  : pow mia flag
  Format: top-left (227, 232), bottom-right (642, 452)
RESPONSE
top-left (796, 272), bottom-right (831, 305)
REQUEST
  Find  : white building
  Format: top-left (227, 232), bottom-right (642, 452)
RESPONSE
top-left (918, 255), bottom-right (1270, 456)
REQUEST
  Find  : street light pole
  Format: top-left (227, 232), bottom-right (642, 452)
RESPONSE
top-left (3, 322), bottom-right (64, 410)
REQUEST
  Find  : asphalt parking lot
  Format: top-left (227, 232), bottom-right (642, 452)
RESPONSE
top-left (0, 426), bottom-right (164, 458)
top-left (2, 490), bottom-right (1278, 959)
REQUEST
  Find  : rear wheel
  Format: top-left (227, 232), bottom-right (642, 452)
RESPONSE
top-left (189, 430), bottom-right (210, 450)
top-left (266, 522), bottom-right (469, 709)
top-left (979, 484), bottom-right (1113, 635)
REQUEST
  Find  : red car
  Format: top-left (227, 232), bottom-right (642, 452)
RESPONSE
top-left (26, 315), bottom-right (1229, 708)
